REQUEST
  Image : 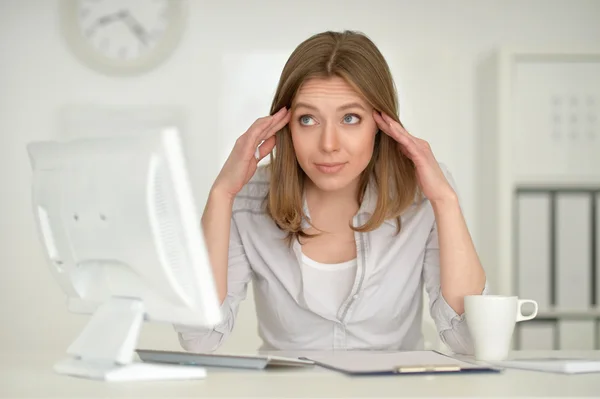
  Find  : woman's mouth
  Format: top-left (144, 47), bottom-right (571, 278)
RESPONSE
top-left (314, 162), bottom-right (347, 174)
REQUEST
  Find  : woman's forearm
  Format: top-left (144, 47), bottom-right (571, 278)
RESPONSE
top-left (201, 188), bottom-right (235, 304)
top-left (432, 194), bottom-right (486, 314)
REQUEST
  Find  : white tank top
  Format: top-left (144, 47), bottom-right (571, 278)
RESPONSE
top-left (300, 252), bottom-right (358, 318)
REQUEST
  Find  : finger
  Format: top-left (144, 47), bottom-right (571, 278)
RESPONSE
top-left (239, 108), bottom-right (286, 161)
top-left (243, 107), bottom-right (286, 145)
top-left (380, 112), bottom-right (417, 142)
top-left (377, 111), bottom-right (420, 149)
top-left (250, 107), bottom-right (288, 148)
top-left (256, 136), bottom-right (276, 160)
top-left (381, 113), bottom-right (421, 149)
top-left (260, 109), bottom-right (291, 142)
top-left (255, 107), bottom-right (287, 136)
top-left (245, 115), bottom-right (275, 137)
top-left (252, 109), bottom-right (290, 156)
top-left (373, 110), bottom-right (393, 136)
top-left (373, 111), bottom-right (408, 144)
top-left (380, 113), bottom-right (433, 157)
top-left (373, 111), bottom-right (420, 158)
top-left (397, 142), bottom-right (413, 159)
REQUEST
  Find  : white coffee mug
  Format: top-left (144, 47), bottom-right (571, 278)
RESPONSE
top-left (464, 295), bottom-right (538, 361)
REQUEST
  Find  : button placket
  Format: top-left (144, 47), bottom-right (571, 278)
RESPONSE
top-left (339, 213), bottom-right (368, 324)
top-left (333, 321), bottom-right (345, 349)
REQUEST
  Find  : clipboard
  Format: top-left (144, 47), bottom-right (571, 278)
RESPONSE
top-left (299, 350), bottom-right (501, 376)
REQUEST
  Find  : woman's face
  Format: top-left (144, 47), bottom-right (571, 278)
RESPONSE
top-left (290, 76), bottom-right (378, 193)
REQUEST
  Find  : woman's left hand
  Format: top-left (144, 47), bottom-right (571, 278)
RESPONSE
top-left (373, 110), bottom-right (456, 204)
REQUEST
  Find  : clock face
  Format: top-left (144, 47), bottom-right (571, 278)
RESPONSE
top-left (77, 0), bottom-right (169, 62)
top-left (60, 0), bottom-right (187, 75)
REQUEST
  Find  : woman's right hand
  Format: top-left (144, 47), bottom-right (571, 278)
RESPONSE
top-left (212, 107), bottom-right (290, 200)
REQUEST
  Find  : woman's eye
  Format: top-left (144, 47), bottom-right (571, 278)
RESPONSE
top-left (299, 115), bottom-right (316, 126)
top-left (343, 114), bottom-right (361, 124)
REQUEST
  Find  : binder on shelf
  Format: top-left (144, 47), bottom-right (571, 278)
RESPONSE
top-left (517, 194), bottom-right (552, 309)
top-left (595, 193), bottom-right (599, 309)
top-left (556, 193), bottom-right (592, 310)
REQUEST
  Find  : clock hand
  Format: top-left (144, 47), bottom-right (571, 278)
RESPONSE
top-left (85, 10), bottom-right (127, 37)
top-left (121, 10), bottom-right (148, 46)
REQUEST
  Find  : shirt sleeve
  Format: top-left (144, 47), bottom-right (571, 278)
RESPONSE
top-left (421, 163), bottom-right (489, 355)
top-left (174, 218), bottom-right (252, 353)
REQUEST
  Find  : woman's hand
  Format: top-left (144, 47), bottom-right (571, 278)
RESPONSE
top-left (373, 110), bottom-right (456, 204)
top-left (213, 107), bottom-right (290, 199)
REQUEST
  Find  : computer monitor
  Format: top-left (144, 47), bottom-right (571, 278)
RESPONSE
top-left (26, 127), bottom-right (222, 381)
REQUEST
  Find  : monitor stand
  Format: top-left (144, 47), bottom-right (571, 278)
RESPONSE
top-left (53, 297), bottom-right (206, 381)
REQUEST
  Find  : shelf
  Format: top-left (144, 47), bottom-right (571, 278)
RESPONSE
top-left (534, 308), bottom-right (600, 320)
top-left (514, 177), bottom-right (600, 191)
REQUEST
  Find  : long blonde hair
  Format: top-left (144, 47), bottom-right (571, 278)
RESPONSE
top-left (266, 30), bottom-right (419, 241)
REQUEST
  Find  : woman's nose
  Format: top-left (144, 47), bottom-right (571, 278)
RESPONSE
top-left (319, 122), bottom-right (341, 153)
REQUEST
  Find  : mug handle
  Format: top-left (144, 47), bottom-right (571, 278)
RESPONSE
top-left (516, 299), bottom-right (538, 322)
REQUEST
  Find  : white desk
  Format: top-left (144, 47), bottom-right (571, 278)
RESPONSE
top-left (2, 350), bottom-right (600, 398)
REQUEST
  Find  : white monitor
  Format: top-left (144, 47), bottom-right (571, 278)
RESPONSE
top-left (26, 127), bottom-right (222, 381)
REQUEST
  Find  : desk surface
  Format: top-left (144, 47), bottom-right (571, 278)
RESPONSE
top-left (2, 350), bottom-right (600, 398)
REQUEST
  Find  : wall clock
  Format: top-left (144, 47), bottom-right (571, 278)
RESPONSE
top-left (60, 0), bottom-right (188, 76)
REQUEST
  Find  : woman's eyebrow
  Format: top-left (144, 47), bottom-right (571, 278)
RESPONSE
top-left (337, 102), bottom-right (366, 111)
top-left (293, 102), bottom-right (318, 111)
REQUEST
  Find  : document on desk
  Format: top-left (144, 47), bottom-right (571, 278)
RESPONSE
top-left (490, 357), bottom-right (600, 374)
top-left (299, 351), bottom-right (501, 376)
top-left (136, 349), bottom-right (314, 370)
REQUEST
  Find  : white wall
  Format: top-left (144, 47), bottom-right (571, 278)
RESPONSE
top-left (1, 0), bottom-right (599, 353)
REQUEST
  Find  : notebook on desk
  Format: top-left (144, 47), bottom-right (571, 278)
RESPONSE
top-left (298, 351), bottom-right (501, 376)
top-left (490, 357), bottom-right (600, 374)
top-left (136, 349), bottom-right (314, 370)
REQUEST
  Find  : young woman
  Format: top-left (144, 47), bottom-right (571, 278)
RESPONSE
top-left (177, 30), bottom-right (487, 355)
